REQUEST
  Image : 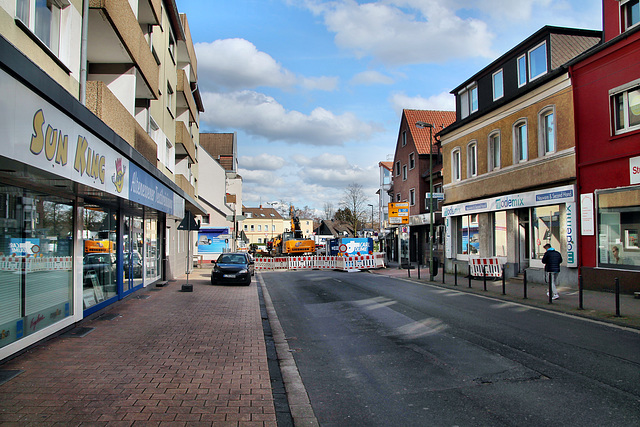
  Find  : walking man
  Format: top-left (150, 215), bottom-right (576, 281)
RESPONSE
top-left (542, 243), bottom-right (562, 299)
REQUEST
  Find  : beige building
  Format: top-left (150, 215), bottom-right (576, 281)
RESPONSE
top-left (243, 207), bottom-right (286, 246)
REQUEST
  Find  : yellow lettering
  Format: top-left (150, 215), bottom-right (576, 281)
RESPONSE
top-left (55, 134), bottom-right (68, 166)
top-left (74, 136), bottom-right (87, 175)
top-left (91, 150), bottom-right (101, 180)
top-left (86, 147), bottom-right (93, 177)
top-left (30, 110), bottom-right (45, 154)
top-left (99, 156), bottom-right (105, 183)
top-left (45, 125), bottom-right (57, 161)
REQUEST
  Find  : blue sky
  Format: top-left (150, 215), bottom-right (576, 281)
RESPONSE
top-left (176, 0), bottom-right (602, 214)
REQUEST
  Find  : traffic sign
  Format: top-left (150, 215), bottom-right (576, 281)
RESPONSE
top-left (388, 202), bottom-right (409, 224)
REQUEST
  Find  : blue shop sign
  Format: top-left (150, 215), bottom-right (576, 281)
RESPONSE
top-left (129, 163), bottom-right (175, 215)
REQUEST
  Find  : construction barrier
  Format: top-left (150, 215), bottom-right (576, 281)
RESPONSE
top-left (254, 253), bottom-right (385, 272)
top-left (0, 256), bottom-right (73, 272)
top-left (469, 257), bottom-right (503, 278)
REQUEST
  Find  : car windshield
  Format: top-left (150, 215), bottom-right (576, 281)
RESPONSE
top-left (218, 254), bottom-right (246, 264)
top-left (85, 254), bottom-right (111, 264)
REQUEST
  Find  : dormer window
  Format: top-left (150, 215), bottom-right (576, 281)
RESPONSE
top-left (621, 0), bottom-right (640, 31)
top-left (459, 83), bottom-right (478, 119)
top-left (528, 41), bottom-right (548, 81)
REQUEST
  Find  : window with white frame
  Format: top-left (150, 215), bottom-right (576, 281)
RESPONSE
top-left (467, 141), bottom-right (478, 177)
top-left (257, 225), bottom-right (261, 231)
top-left (488, 131), bottom-right (500, 171)
top-left (402, 131), bottom-right (407, 146)
top-left (402, 165), bottom-right (407, 181)
top-left (409, 188), bottom-right (415, 206)
top-left (539, 107), bottom-right (556, 155)
top-left (459, 83), bottom-right (478, 119)
top-left (492, 69), bottom-right (504, 100)
top-left (621, 0), bottom-right (640, 31)
top-left (612, 81), bottom-right (640, 134)
top-left (514, 120), bottom-right (528, 162)
top-left (452, 148), bottom-right (461, 181)
top-left (165, 139), bottom-right (174, 173)
top-left (16, 0), bottom-right (69, 56)
top-left (517, 54), bottom-right (527, 87)
top-left (409, 152), bottom-right (415, 170)
top-left (251, 225), bottom-right (255, 231)
top-left (528, 41), bottom-right (548, 81)
top-left (395, 161), bottom-right (401, 176)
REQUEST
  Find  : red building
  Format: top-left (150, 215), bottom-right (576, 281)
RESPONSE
top-left (571, 0), bottom-right (640, 292)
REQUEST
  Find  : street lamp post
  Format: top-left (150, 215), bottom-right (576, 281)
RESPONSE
top-left (368, 203), bottom-right (374, 236)
top-left (415, 121), bottom-right (435, 281)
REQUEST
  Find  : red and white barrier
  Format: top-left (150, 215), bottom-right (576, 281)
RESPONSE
top-left (469, 257), bottom-right (503, 278)
top-left (0, 256), bottom-right (73, 272)
top-left (254, 253), bottom-right (385, 272)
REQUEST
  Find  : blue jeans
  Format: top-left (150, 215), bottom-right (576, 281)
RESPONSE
top-left (548, 272), bottom-right (559, 295)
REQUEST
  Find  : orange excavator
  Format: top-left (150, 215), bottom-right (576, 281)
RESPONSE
top-left (269, 205), bottom-right (315, 255)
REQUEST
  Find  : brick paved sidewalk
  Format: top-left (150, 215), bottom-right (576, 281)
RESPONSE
top-left (0, 269), bottom-right (276, 426)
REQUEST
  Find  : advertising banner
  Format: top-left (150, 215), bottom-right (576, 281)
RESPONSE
top-left (196, 228), bottom-right (229, 254)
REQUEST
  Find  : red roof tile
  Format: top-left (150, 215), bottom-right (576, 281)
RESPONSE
top-left (403, 109), bottom-right (456, 155)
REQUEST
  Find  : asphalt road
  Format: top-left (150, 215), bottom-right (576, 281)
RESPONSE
top-left (261, 269), bottom-right (640, 427)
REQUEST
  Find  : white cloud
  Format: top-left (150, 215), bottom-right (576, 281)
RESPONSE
top-left (200, 90), bottom-right (380, 146)
top-left (292, 153), bottom-right (378, 188)
top-left (390, 91), bottom-right (455, 115)
top-left (302, 0), bottom-right (495, 65)
top-left (238, 169), bottom-right (286, 187)
top-left (351, 70), bottom-right (395, 86)
top-left (239, 154), bottom-right (286, 171)
top-left (195, 38), bottom-right (339, 92)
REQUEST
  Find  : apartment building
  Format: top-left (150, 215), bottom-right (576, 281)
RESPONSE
top-left (389, 109), bottom-right (455, 265)
top-left (438, 26), bottom-right (600, 286)
top-left (570, 0), bottom-right (640, 292)
top-left (0, 0), bottom-right (206, 361)
top-left (243, 206), bottom-right (285, 247)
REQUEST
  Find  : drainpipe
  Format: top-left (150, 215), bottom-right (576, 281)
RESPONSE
top-left (79, 0), bottom-right (89, 105)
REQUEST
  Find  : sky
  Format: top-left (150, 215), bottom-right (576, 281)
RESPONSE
top-left (175, 0), bottom-right (602, 215)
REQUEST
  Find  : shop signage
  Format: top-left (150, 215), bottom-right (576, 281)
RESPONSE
top-left (580, 193), bottom-right (595, 236)
top-left (443, 185), bottom-right (575, 217)
top-left (566, 203), bottom-right (577, 267)
top-left (631, 156), bottom-right (640, 185)
top-left (1, 68), bottom-right (183, 216)
top-left (129, 163), bottom-right (174, 215)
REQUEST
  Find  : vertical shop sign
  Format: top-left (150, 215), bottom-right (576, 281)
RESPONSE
top-left (580, 193), bottom-right (595, 235)
top-left (566, 203), bottom-right (577, 267)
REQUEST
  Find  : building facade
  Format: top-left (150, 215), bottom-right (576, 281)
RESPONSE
top-left (389, 109), bottom-right (455, 265)
top-left (439, 26), bottom-right (600, 285)
top-left (0, 1), bottom-right (207, 361)
top-left (570, 0), bottom-right (640, 292)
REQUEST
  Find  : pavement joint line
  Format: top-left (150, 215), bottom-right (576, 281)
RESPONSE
top-left (373, 271), bottom-right (640, 335)
top-left (259, 273), bottom-right (319, 427)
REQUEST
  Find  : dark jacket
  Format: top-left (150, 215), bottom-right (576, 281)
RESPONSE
top-left (542, 248), bottom-right (562, 272)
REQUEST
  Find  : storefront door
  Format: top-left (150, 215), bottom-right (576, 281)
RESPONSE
top-left (518, 209), bottom-right (530, 273)
top-left (123, 215), bottom-right (144, 293)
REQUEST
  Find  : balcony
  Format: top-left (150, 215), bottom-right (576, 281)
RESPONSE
top-left (177, 69), bottom-right (197, 123)
top-left (175, 120), bottom-right (196, 163)
top-left (88, 0), bottom-right (159, 101)
top-left (175, 173), bottom-right (195, 199)
top-left (86, 81), bottom-right (157, 166)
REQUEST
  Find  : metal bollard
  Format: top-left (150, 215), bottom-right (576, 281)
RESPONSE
top-left (468, 270), bottom-right (472, 288)
top-left (454, 264), bottom-right (458, 286)
top-left (502, 265), bottom-right (506, 295)
top-left (578, 274), bottom-right (584, 310)
top-left (523, 270), bottom-right (528, 299)
top-left (548, 272), bottom-right (553, 304)
top-left (483, 265), bottom-right (487, 291)
top-left (442, 261), bottom-right (445, 284)
top-left (615, 277), bottom-right (621, 317)
top-left (417, 262), bottom-right (420, 280)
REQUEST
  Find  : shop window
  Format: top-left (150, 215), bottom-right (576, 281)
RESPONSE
top-left (597, 187), bottom-right (640, 269)
top-left (123, 215), bottom-right (143, 293)
top-left (612, 82), bottom-right (640, 135)
top-left (493, 211), bottom-right (507, 257)
top-left (492, 69), bottom-right (504, 101)
top-left (532, 205), bottom-right (561, 260)
top-left (0, 189), bottom-right (74, 349)
top-left (144, 218), bottom-right (160, 283)
top-left (621, 0), bottom-right (640, 31)
top-left (539, 108), bottom-right (556, 155)
top-left (83, 205), bottom-right (117, 309)
top-left (16, 0), bottom-right (68, 56)
top-left (457, 214), bottom-right (479, 255)
top-left (488, 131), bottom-right (501, 171)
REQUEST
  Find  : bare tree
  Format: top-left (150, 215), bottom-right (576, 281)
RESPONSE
top-left (323, 202), bottom-right (334, 220)
top-left (340, 183), bottom-right (368, 234)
